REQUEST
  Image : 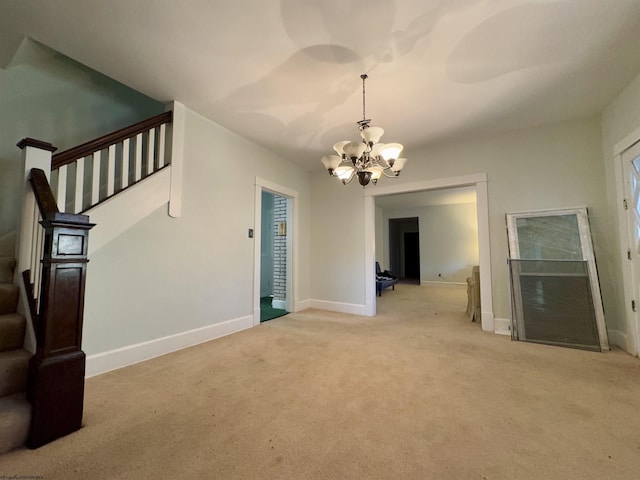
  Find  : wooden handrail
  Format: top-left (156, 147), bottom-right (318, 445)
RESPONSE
top-left (29, 168), bottom-right (59, 220)
top-left (51, 111), bottom-right (172, 169)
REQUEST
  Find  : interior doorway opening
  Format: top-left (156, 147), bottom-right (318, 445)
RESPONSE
top-left (254, 177), bottom-right (298, 327)
top-left (388, 217), bottom-right (420, 284)
top-left (364, 173), bottom-right (494, 332)
top-left (260, 190), bottom-right (290, 322)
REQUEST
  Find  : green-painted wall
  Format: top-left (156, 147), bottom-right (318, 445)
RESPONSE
top-left (0, 38), bottom-right (163, 237)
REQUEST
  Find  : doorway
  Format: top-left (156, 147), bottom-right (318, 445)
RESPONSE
top-left (620, 140), bottom-right (640, 355)
top-left (260, 191), bottom-right (289, 322)
top-left (363, 173), bottom-right (494, 332)
top-left (254, 178), bottom-right (298, 326)
top-left (404, 232), bottom-right (420, 280)
top-left (388, 217), bottom-right (420, 283)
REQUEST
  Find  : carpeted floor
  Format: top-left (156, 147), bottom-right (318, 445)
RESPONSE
top-left (2, 284), bottom-right (640, 479)
top-left (260, 296), bottom-right (287, 322)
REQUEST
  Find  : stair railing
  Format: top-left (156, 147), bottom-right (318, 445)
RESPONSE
top-left (16, 138), bottom-right (95, 448)
top-left (13, 107), bottom-right (182, 448)
top-left (50, 111), bottom-right (172, 214)
top-left (14, 110), bottom-right (174, 450)
top-left (26, 166), bottom-right (94, 449)
top-left (16, 139), bottom-right (56, 342)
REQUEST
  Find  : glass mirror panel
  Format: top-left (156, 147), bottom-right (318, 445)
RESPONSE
top-left (506, 207), bottom-right (608, 351)
top-left (515, 214), bottom-right (582, 260)
top-left (509, 260), bottom-right (600, 351)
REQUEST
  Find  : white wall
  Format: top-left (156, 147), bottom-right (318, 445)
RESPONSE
top-left (381, 203), bottom-right (478, 284)
top-left (310, 178), bottom-right (367, 306)
top-left (375, 206), bottom-right (384, 269)
top-left (82, 108), bottom-right (311, 356)
top-left (0, 39), bottom-right (163, 236)
top-left (311, 116), bottom-right (608, 322)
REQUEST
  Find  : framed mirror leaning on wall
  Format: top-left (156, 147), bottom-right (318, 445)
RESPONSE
top-left (506, 207), bottom-right (609, 352)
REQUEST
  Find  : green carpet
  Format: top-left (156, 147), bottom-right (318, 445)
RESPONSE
top-left (260, 296), bottom-right (287, 322)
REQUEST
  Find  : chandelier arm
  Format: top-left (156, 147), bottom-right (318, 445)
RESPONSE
top-left (380, 169), bottom-right (399, 178)
top-left (342, 171), bottom-right (356, 185)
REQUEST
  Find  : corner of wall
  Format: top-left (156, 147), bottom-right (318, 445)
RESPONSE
top-left (165, 101), bottom-right (185, 218)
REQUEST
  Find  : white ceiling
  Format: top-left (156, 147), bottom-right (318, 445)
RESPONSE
top-left (2, 0), bottom-right (640, 173)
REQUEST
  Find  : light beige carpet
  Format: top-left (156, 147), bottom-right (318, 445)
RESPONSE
top-left (1, 285), bottom-right (639, 479)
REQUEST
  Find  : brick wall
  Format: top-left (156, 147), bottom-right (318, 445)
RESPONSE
top-left (273, 195), bottom-right (287, 302)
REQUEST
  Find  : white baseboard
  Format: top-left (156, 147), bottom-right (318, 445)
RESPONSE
top-left (307, 299), bottom-right (369, 316)
top-left (295, 299), bottom-right (312, 312)
top-left (421, 281), bottom-right (466, 287)
top-left (494, 317), bottom-right (511, 336)
top-left (85, 315), bottom-right (253, 378)
top-left (607, 329), bottom-right (636, 355)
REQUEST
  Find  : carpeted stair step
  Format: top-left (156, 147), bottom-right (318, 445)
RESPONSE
top-left (0, 257), bottom-right (15, 283)
top-left (0, 283), bottom-right (19, 316)
top-left (0, 350), bottom-right (30, 397)
top-left (0, 314), bottom-right (26, 352)
top-left (0, 393), bottom-right (30, 454)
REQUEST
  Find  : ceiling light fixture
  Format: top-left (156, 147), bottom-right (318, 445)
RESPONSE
top-left (321, 74), bottom-right (407, 187)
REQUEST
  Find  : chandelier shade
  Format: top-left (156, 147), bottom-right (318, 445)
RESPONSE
top-left (334, 160), bottom-right (355, 180)
top-left (333, 141), bottom-right (350, 156)
top-left (320, 74), bottom-right (407, 186)
top-left (343, 141), bottom-right (367, 161)
top-left (391, 157), bottom-right (408, 172)
top-left (360, 126), bottom-right (384, 146)
top-left (320, 155), bottom-right (342, 174)
top-left (379, 143), bottom-right (403, 164)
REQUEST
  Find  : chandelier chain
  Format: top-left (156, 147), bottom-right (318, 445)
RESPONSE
top-left (361, 74), bottom-right (367, 122)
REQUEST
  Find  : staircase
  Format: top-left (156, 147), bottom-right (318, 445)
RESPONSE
top-left (0, 106), bottom-right (182, 455)
top-left (0, 257), bottom-right (30, 453)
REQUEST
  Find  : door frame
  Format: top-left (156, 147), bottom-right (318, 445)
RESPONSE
top-left (253, 177), bottom-right (298, 326)
top-left (614, 129), bottom-right (640, 356)
top-left (364, 173), bottom-right (494, 332)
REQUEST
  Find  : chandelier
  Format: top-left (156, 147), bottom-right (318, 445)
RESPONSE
top-left (320, 74), bottom-right (407, 187)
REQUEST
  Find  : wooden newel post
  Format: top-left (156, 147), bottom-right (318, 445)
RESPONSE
top-left (27, 172), bottom-right (95, 448)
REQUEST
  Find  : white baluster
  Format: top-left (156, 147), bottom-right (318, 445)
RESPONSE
top-left (135, 133), bottom-right (143, 181)
top-left (56, 165), bottom-right (68, 212)
top-left (107, 144), bottom-right (116, 197)
top-left (92, 151), bottom-right (101, 206)
top-left (75, 157), bottom-right (85, 213)
top-left (158, 123), bottom-right (166, 167)
top-left (147, 128), bottom-right (156, 175)
top-left (18, 188), bottom-right (37, 290)
top-left (121, 138), bottom-right (130, 190)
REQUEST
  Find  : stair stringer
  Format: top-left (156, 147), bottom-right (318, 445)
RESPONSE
top-left (86, 166), bottom-right (172, 256)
